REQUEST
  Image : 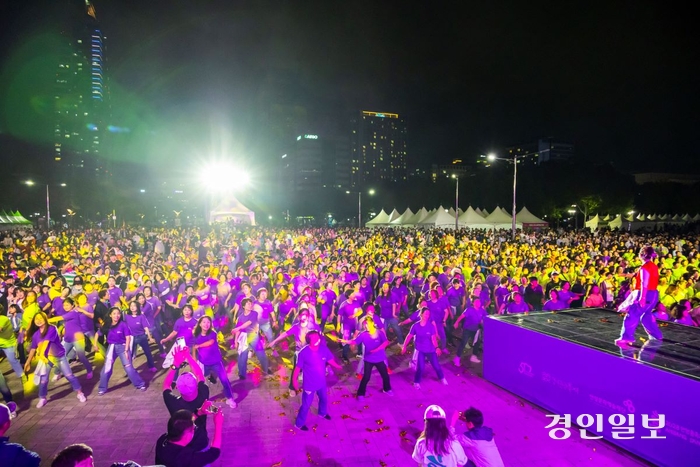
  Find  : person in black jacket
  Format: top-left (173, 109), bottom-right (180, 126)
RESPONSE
top-left (155, 409), bottom-right (223, 467)
top-left (523, 277), bottom-right (544, 311)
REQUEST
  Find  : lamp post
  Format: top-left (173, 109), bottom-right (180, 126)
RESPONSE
top-left (567, 209), bottom-right (577, 230)
top-left (451, 174), bottom-right (459, 230)
top-left (484, 150), bottom-right (546, 241)
top-left (346, 189), bottom-right (375, 228)
top-left (23, 180), bottom-right (66, 228)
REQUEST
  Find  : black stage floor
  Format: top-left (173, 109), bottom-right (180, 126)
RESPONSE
top-left (496, 308), bottom-right (700, 381)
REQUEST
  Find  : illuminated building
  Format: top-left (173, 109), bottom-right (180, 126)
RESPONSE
top-left (53, 0), bottom-right (109, 178)
top-left (351, 110), bottom-right (408, 185)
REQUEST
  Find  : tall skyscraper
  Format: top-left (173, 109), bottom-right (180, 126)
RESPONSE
top-left (351, 110), bottom-right (408, 186)
top-left (53, 0), bottom-right (108, 178)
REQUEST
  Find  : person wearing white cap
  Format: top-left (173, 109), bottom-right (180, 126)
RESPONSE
top-left (412, 404), bottom-right (468, 467)
top-left (0, 402), bottom-right (41, 466)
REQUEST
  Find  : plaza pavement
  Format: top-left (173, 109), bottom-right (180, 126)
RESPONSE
top-left (2, 343), bottom-right (652, 467)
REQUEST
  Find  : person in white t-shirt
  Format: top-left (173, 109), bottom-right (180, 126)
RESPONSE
top-left (412, 404), bottom-right (468, 467)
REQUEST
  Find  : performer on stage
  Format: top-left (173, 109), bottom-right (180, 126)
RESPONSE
top-left (615, 245), bottom-right (663, 347)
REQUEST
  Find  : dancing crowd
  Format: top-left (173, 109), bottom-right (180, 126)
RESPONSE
top-left (2, 223), bottom-right (700, 466)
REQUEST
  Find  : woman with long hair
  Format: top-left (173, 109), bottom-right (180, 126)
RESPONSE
top-left (50, 297), bottom-right (94, 380)
top-left (193, 315), bottom-right (236, 408)
top-left (97, 307), bottom-right (147, 395)
top-left (412, 404), bottom-right (467, 466)
top-left (124, 300), bottom-right (157, 372)
top-left (23, 311), bottom-right (87, 408)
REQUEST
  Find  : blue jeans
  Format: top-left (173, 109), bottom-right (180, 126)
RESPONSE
top-left (259, 322), bottom-right (273, 343)
top-left (384, 317), bottom-right (404, 343)
top-left (99, 343), bottom-right (145, 392)
top-left (203, 361), bottom-right (234, 399)
top-left (41, 357), bottom-right (82, 398)
top-left (237, 335), bottom-right (269, 378)
top-left (0, 371), bottom-right (12, 403)
top-left (620, 290), bottom-right (662, 341)
top-left (295, 386), bottom-right (328, 427)
top-left (56, 338), bottom-right (93, 376)
top-left (456, 329), bottom-right (478, 357)
top-left (0, 345), bottom-right (24, 378)
top-left (130, 334), bottom-right (156, 369)
top-left (148, 317), bottom-right (166, 353)
top-left (415, 351), bottom-right (444, 383)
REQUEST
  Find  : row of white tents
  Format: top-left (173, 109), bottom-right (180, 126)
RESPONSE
top-left (366, 206), bottom-right (548, 229)
top-left (586, 213), bottom-right (700, 231)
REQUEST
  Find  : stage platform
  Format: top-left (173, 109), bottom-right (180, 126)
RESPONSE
top-left (483, 308), bottom-right (700, 467)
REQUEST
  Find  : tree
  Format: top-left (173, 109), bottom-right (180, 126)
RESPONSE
top-left (577, 195), bottom-right (602, 221)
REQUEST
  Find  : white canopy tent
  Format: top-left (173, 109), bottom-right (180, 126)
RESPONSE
top-left (389, 208), bottom-right (414, 226)
top-left (403, 207), bottom-right (430, 226)
top-left (365, 209), bottom-right (390, 227)
top-left (585, 214), bottom-right (600, 231)
top-left (386, 209), bottom-right (401, 224)
top-left (515, 207), bottom-right (548, 228)
top-left (483, 206), bottom-right (522, 230)
top-left (418, 206), bottom-right (459, 227)
top-left (209, 196), bottom-right (256, 225)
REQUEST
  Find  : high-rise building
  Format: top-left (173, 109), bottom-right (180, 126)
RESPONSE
top-left (351, 110), bottom-right (408, 186)
top-left (53, 0), bottom-right (108, 179)
top-left (502, 138), bottom-right (575, 165)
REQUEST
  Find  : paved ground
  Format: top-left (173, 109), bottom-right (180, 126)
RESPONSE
top-left (2, 341), bottom-right (652, 467)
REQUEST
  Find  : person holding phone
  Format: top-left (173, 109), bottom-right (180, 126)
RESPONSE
top-left (162, 347), bottom-right (213, 453)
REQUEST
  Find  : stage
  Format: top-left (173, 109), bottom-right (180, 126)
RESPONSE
top-left (483, 308), bottom-right (700, 467)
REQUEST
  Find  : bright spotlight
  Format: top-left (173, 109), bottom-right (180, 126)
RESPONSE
top-left (25, 180), bottom-right (35, 186)
top-left (199, 162), bottom-right (249, 193)
top-left (487, 153), bottom-right (497, 162)
top-left (368, 189), bottom-right (375, 195)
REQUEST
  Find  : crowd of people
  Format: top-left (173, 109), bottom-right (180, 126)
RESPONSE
top-left (2, 223), bottom-right (700, 466)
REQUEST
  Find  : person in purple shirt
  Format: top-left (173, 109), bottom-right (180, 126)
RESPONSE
top-left (427, 289), bottom-right (450, 354)
top-left (50, 298), bottom-right (94, 380)
top-left (454, 297), bottom-right (487, 365)
top-left (292, 330), bottom-right (343, 431)
top-left (494, 278), bottom-right (511, 313)
top-left (402, 307), bottom-right (447, 389)
top-left (342, 315), bottom-right (393, 400)
top-left (254, 288), bottom-right (275, 343)
top-left (37, 285), bottom-right (52, 314)
top-left (543, 289), bottom-right (568, 311)
top-left (359, 277), bottom-right (374, 304)
top-left (125, 300), bottom-right (157, 372)
top-left (51, 287), bottom-right (70, 317)
top-left (230, 298), bottom-right (269, 379)
top-left (276, 292), bottom-right (297, 331)
top-left (24, 312), bottom-right (86, 408)
top-left (106, 276), bottom-right (125, 308)
top-left (193, 316), bottom-right (236, 408)
top-left (505, 292), bottom-right (530, 314)
top-left (139, 290), bottom-right (166, 356)
top-left (337, 292), bottom-right (362, 362)
top-left (97, 307), bottom-right (146, 395)
top-left (269, 308), bottom-right (320, 396)
top-left (161, 305), bottom-right (197, 349)
top-left (318, 281), bottom-right (337, 331)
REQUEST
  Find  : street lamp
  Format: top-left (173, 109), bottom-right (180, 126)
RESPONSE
top-left (482, 150), bottom-right (545, 240)
top-left (23, 180), bottom-right (67, 228)
top-left (451, 174), bottom-right (459, 230)
top-left (567, 209), bottom-right (577, 230)
top-left (346, 189), bottom-right (375, 228)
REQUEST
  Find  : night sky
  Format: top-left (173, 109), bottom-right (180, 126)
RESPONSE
top-left (1, 0), bottom-right (698, 172)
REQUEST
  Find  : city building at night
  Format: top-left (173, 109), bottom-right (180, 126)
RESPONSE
top-left (52, 0), bottom-right (109, 179)
top-left (351, 110), bottom-right (408, 186)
